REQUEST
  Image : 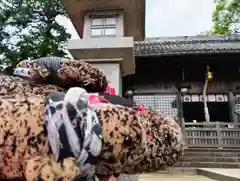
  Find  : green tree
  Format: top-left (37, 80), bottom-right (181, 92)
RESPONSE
top-left (0, 0), bottom-right (71, 72)
top-left (209, 0), bottom-right (240, 35)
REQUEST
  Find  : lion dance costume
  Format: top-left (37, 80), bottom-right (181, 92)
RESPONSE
top-left (0, 57), bottom-right (185, 181)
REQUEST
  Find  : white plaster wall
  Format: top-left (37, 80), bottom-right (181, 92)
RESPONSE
top-left (91, 63), bottom-right (122, 96)
top-left (67, 37), bottom-right (133, 49)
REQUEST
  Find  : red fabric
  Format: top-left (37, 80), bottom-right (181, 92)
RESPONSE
top-left (104, 84), bottom-right (116, 95)
top-left (88, 94), bottom-right (109, 104)
top-left (98, 96), bottom-right (109, 103)
top-left (88, 94), bottom-right (101, 104)
top-left (147, 135), bottom-right (153, 142)
top-left (88, 93), bottom-right (153, 142)
top-left (135, 105), bottom-right (145, 112)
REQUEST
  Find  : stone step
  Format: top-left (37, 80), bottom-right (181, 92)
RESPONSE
top-left (197, 168), bottom-right (240, 181)
top-left (138, 173), bottom-right (217, 181)
top-left (156, 167), bottom-right (197, 174)
top-left (183, 151), bottom-right (240, 157)
top-left (185, 148), bottom-right (240, 152)
top-left (120, 174), bottom-right (138, 181)
top-left (180, 156), bottom-right (240, 162)
top-left (175, 162), bottom-right (240, 168)
top-left (138, 173), bottom-right (216, 181)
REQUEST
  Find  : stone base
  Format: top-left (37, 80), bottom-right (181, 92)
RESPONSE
top-left (197, 168), bottom-right (240, 181)
top-left (119, 174), bottom-right (138, 181)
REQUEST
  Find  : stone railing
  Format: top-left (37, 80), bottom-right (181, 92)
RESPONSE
top-left (183, 121), bottom-right (240, 148)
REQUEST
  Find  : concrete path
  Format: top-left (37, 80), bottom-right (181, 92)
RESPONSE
top-left (138, 173), bottom-right (216, 181)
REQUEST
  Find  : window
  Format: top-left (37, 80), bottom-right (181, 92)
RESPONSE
top-left (90, 15), bottom-right (117, 37)
top-left (133, 94), bottom-right (178, 118)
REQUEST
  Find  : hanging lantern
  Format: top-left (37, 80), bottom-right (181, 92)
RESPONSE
top-left (206, 71), bottom-right (213, 81)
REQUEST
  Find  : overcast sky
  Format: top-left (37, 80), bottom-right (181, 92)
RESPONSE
top-left (57, 0), bottom-right (216, 39)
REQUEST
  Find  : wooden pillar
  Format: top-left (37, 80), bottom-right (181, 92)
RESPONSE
top-left (176, 92), bottom-right (184, 128)
top-left (228, 91), bottom-right (237, 123)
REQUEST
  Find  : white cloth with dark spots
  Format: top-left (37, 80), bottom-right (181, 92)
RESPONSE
top-left (45, 87), bottom-right (102, 181)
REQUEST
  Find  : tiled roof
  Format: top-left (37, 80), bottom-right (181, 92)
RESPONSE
top-left (134, 34), bottom-right (240, 56)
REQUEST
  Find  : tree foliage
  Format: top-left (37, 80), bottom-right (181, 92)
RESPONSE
top-left (0, 0), bottom-right (71, 72)
top-left (209, 0), bottom-right (240, 35)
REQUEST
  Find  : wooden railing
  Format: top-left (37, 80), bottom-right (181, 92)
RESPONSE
top-left (183, 122), bottom-right (240, 148)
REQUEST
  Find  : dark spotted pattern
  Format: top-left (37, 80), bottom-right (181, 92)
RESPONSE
top-left (94, 105), bottom-right (185, 175)
top-left (0, 76), bottom-right (184, 180)
top-left (0, 75), bottom-right (64, 96)
top-left (0, 95), bottom-right (81, 180)
top-left (25, 156), bottom-right (81, 181)
top-left (17, 58), bottom-right (108, 92)
top-left (0, 95), bottom-right (146, 180)
top-left (93, 103), bottom-right (146, 176)
top-left (125, 109), bottom-right (185, 173)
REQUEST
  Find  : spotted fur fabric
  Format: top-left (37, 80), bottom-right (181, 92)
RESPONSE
top-left (0, 93), bottom-right (146, 180)
top-left (92, 103), bottom-right (146, 176)
top-left (93, 106), bottom-right (184, 176)
top-left (0, 75), bottom-right (64, 96)
top-left (122, 109), bottom-right (185, 173)
top-left (16, 57), bottom-right (108, 92)
top-left (0, 76), bottom-right (184, 180)
top-left (0, 94), bottom-right (81, 180)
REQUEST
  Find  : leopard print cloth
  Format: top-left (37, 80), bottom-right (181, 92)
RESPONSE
top-left (16, 57), bottom-right (108, 92)
top-left (0, 94), bottom-right (81, 180)
top-left (122, 109), bottom-right (185, 173)
top-left (92, 103), bottom-right (146, 176)
top-left (0, 94), bottom-right (146, 180)
top-left (0, 75), bottom-right (64, 96)
top-left (0, 76), bottom-right (184, 180)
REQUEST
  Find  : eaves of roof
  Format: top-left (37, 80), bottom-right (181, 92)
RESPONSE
top-left (134, 35), bottom-right (240, 57)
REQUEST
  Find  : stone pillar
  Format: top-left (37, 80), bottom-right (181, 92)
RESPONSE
top-left (67, 37), bottom-right (135, 96)
top-left (90, 62), bottom-right (122, 96)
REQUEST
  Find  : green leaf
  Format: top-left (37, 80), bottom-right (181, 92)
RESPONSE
top-left (206, 0), bottom-right (240, 35)
top-left (0, 0), bottom-right (71, 70)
